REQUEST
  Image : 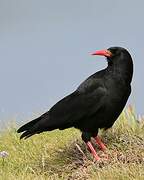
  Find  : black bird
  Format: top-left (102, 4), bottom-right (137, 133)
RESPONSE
top-left (17, 47), bottom-right (133, 160)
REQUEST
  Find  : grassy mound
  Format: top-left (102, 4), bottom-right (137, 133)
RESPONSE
top-left (0, 106), bottom-right (144, 180)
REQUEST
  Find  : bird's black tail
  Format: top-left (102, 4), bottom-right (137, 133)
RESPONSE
top-left (17, 116), bottom-right (42, 139)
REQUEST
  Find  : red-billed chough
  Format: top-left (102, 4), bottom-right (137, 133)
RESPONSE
top-left (17, 47), bottom-right (133, 160)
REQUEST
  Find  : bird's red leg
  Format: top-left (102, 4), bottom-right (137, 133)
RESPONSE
top-left (95, 136), bottom-right (106, 151)
top-left (86, 141), bottom-right (100, 161)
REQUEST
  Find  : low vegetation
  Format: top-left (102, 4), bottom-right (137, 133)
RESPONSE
top-left (0, 106), bottom-right (144, 179)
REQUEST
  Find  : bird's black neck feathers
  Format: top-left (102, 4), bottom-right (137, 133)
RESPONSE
top-left (107, 51), bottom-right (133, 84)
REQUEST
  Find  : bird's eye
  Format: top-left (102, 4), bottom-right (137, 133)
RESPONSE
top-left (110, 49), bottom-right (120, 57)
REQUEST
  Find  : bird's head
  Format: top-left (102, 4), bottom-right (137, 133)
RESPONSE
top-left (91, 46), bottom-right (132, 66)
top-left (91, 46), bottom-right (133, 83)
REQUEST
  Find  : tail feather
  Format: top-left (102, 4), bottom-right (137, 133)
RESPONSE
top-left (17, 116), bottom-right (43, 139)
top-left (20, 130), bottom-right (41, 139)
top-left (17, 112), bottom-right (54, 139)
top-left (17, 117), bottom-right (41, 133)
top-left (19, 130), bottom-right (33, 139)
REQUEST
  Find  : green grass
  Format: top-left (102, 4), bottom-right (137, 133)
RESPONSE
top-left (0, 106), bottom-right (144, 180)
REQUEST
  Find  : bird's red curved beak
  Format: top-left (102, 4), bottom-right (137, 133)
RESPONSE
top-left (91, 50), bottom-right (112, 57)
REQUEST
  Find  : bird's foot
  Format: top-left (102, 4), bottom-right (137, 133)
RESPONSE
top-left (95, 136), bottom-right (107, 151)
top-left (86, 141), bottom-right (100, 161)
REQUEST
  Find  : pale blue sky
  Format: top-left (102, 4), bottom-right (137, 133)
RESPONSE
top-left (0, 0), bottom-right (143, 126)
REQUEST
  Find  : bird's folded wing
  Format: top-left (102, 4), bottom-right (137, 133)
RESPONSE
top-left (45, 79), bottom-right (107, 128)
top-left (17, 78), bottom-right (107, 139)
